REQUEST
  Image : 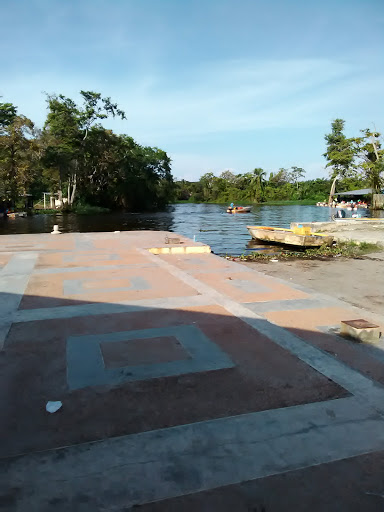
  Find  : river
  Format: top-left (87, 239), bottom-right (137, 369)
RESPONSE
top-left (1, 203), bottom-right (380, 255)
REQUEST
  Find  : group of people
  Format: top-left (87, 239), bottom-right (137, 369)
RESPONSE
top-left (316, 198), bottom-right (368, 209)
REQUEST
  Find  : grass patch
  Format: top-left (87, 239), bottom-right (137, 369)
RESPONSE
top-left (32, 208), bottom-right (57, 215)
top-left (71, 204), bottom-right (111, 215)
top-left (232, 241), bottom-right (382, 262)
top-left (33, 205), bottom-right (111, 215)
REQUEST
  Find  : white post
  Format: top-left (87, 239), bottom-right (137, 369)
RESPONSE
top-left (51, 225), bottom-right (61, 235)
top-left (43, 192), bottom-right (51, 209)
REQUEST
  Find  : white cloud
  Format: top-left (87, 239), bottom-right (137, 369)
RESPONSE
top-left (170, 153), bottom-right (242, 181)
top-left (4, 57), bottom-right (381, 139)
top-left (2, 57), bottom-right (383, 180)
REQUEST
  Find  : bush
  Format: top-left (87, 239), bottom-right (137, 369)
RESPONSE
top-left (71, 203), bottom-right (110, 215)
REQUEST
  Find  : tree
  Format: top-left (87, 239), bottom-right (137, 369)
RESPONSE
top-left (199, 172), bottom-right (216, 200)
top-left (43, 91), bottom-right (126, 206)
top-left (268, 168), bottom-right (289, 187)
top-left (1, 92), bottom-right (175, 211)
top-left (219, 170), bottom-right (237, 184)
top-left (324, 119), bottom-right (356, 179)
top-left (0, 114), bottom-right (39, 202)
top-left (0, 101), bottom-right (17, 131)
top-left (250, 168), bottom-right (266, 202)
top-left (289, 166), bottom-right (306, 189)
top-left (355, 129), bottom-right (383, 194)
top-left (324, 119), bottom-right (357, 203)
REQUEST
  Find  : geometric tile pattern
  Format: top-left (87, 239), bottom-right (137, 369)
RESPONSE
top-left (63, 275), bottom-right (150, 295)
top-left (63, 253), bottom-right (120, 262)
top-left (194, 270), bottom-right (309, 303)
top-left (100, 336), bottom-right (189, 368)
top-left (2, 231), bottom-right (384, 511)
top-left (66, 325), bottom-right (235, 390)
top-left (230, 278), bottom-right (271, 294)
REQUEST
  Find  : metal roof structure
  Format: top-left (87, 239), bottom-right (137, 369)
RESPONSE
top-left (337, 188), bottom-right (374, 196)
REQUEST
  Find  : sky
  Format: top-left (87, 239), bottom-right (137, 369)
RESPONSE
top-left (1, 0), bottom-right (384, 181)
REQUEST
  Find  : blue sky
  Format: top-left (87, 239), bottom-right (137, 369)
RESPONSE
top-left (1, 0), bottom-right (383, 181)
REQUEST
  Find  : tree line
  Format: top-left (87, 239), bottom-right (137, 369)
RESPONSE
top-left (1, 99), bottom-right (382, 211)
top-left (0, 91), bottom-right (174, 211)
top-left (175, 119), bottom-right (383, 204)
top-left (175, 169), bottom-right (366, 204)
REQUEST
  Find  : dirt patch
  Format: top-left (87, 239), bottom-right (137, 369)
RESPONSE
top-left (243, 255), bottom-right (384, 316)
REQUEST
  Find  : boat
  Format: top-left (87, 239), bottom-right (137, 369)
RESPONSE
top-left (247, 226), bottom-right (334, 247)
top-left (227, 206), bottom-right (251, 214)
top-left (6, 211), bottom-right (27, 219)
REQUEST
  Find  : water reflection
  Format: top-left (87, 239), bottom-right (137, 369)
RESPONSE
top-left (1, 203), bottom-right (380, 256)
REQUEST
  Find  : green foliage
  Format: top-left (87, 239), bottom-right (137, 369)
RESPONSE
top-left (0, 101), bottom-right (17, 131)
top-left (71, 203), bottom-right (110, 214)
top-left (32, 208), bottom-right (57, 215)
top-left (174, 119), bottom-right (380, 205)
top-left (354, 128), bottom-right (384, 193)
top-left (324, 119), bottom-right (356, 179)
top-left (0, 91), bottom-right (174, 211)
top-left (0, 114), bottom-right (39, 202)
top-left (174, 167), bottom-right (329, 204)
top-left (249, 168), bottom-right (266, 202)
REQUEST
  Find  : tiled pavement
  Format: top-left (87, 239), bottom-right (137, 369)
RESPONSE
top-left (1, 231), bottom-right (384, 511)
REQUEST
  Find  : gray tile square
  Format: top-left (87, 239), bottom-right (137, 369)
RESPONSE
top-left (66, 325), bottom-right (234, 390)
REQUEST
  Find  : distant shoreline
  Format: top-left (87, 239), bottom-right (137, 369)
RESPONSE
top-left (172, 200), bottom-right (316, 206)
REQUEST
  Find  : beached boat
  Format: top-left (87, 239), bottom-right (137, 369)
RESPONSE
top-left (247, 226), bottom-right (334, 247)
top-left (227, 206), bottom-right (251, 214)
top-left (5, 212), bottom-right (27, 219)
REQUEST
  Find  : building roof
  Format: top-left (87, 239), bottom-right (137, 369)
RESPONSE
top-left (337, 188), bottom-right (374, 196)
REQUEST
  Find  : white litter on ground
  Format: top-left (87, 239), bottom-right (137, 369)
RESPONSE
top-left (46, 401), bottom-right (62, 413)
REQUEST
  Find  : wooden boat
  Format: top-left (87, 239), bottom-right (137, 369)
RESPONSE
top-left (247, 226), bottom-right (334, 247)
top-left (6, 212), bottom-right (27, 219)
top-left (227, 206), bottom-right (251, 214)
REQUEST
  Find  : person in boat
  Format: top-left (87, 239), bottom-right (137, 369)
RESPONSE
top-left (0, 202), bottom-right (8, 219)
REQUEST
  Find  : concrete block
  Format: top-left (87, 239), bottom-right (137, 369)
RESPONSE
top-left (165, 237), bottom-right (181, 244)
top-left (148, 245), bottom-right (211, 255)
top-left (340, 319), bottom-right (381, 344)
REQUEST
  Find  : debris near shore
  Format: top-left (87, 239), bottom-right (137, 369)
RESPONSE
top-left (232, 241), bottom-right (382, 262)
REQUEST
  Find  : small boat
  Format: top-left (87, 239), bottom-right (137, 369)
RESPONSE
top-left (6, 211), bottom-right (27, 219)
top-left (247, 226), bottom-right (334, 247)
top-left (227, 206), bottom-right (251, 214)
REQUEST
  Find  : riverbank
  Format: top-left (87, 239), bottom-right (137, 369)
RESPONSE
top-left (290, 219), bottom-right (384, 246)
top-left (237, 241), bottom-right (382, 261)
top-left (242, 251), bottom-right (384, 316)
top-left (2, 203), bottom-right (383, 255)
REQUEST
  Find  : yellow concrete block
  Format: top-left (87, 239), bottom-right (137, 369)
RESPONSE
top-left (293, 226), bottom-right (311, 235)
top-left (148, 245), bottom-right (211, 255)
top-left (340, 319), bottom-right (381, 344)
top-left (171, 246), bottom-right (185, 254)
top-left (185, 246), bottom-right (211, 254)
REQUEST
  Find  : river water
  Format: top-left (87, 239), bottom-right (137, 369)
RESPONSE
top-left (1, 203), bottom-right (379, 255)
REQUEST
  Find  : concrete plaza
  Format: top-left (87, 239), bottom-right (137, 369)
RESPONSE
top-left (1, 231), bottom-right (384, 511)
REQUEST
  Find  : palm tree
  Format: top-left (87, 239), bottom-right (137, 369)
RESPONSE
top-left (250, 168), bottom-right (266, 203)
